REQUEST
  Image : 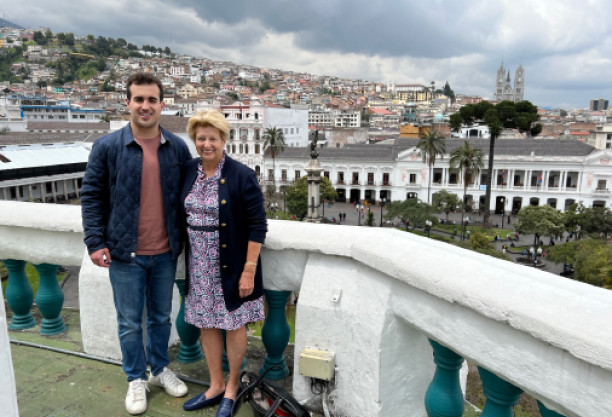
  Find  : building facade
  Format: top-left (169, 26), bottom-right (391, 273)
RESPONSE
top-left (590, 99), bottom-right (609, 112)
top-left (196, 100), bottom-right (308, 176)
top-left (308, 109), bottom-right (361, 128)
top-left (264, 138), bottom-right (611, 212)
top-left (494, 63), bottom-right (525, 102)
top-left (19, 98), bottom-right (106, 123)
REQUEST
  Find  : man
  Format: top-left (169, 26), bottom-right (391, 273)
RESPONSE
top-left (81, 73), bottom-right (192, 415)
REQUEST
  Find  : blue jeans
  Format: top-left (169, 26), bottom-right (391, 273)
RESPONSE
top-left (109, 251), bottom-right (177, 381)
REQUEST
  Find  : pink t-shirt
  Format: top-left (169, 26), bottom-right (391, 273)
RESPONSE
top-left (135, 133), bottom-right (171, 255)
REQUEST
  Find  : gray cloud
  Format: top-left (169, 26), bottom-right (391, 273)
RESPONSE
top-left (7, 0), bottom-right (612, 108)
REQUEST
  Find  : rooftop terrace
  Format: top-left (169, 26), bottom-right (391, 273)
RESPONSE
top-left (1, 200), bottom-right (612, 416)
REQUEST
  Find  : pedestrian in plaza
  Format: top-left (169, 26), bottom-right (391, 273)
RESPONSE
top-left (180, 109), bottom-right (267, 417)
top-left (81, 73), bottom-right (191, 415)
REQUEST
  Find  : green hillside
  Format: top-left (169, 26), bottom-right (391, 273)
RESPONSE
top-left (0, 18), bottom-right (24, 30)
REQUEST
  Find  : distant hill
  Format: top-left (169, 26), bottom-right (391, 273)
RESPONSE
top-left (0, 18), bottom-right (24, 30)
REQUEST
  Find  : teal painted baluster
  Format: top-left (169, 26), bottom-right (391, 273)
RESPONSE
top-left (174, 279), bottom-right (204, 363)
top-left (32, 263), bottom-right (66, 335)
top-left (478, 366), bottom-right (523, 417)
top-left (4, 259), bottom-right (37, 330)
top-left (259, 290), bottom-right (291, 380)
top-left (537, 401), bottom-right (565, 417)
top-left (221, 329), bottom-right (247, 372)
top-left (424, 339), bottom-right (465, 417)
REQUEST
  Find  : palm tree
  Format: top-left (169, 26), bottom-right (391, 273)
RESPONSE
top-left (416, 130), bottom-right (446, 204)
top-left (262, 127), bottom-right (286, 188)
top-left (450, 141), bottom-right (485, 239)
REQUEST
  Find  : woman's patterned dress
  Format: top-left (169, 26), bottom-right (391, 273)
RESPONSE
top-left (183, 156), bottom-right (265, 330)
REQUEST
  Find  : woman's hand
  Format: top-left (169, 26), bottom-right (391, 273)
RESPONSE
top-left (239, 265), bottom-right (256, 298)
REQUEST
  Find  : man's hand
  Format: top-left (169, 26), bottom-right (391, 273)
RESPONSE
top-left (239, 266), bottom-right (255, 298)
top-left (90, 248), bottom-right (111, 268)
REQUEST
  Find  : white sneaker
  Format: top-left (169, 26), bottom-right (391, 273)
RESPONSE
top-left (149, 367), bottom-right (188, 397)
top-left (125, 379), bottom-right (149, 415)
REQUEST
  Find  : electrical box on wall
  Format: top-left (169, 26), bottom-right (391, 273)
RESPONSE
top-left (299, 348), bottom-right (336, 381)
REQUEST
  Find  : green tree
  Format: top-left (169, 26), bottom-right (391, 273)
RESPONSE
top-left (213, 81), bottom-right (220, 89)
top-left (416, 130), bottom-right (446, 203)
top-left (87, 34), bottom-right (94, 41)
top-left (449, 100), bottom-right (542, 226)
top-left (449, 141), bottom-right (485, 230)
top-left (547, 239), bottom-right (612, 289)
top-left (365, 211), bottom-right (375, 227)
top-left (96, 57), bottom-right (106, 72)
top-left (560, 109), bottom-right (568, 117)
top-left (164, 46), bottom-right (171, 54)
top-left (200, 75), bottom-right (206, 84)
top-left (581, 207), bottom-right (612, 237)
top-left (384, 198), bottom-right (438, 231)
top-left (432, 190), bottom-right (461, 222)
top-left (262, 127), bottom-right (286, 187)
top-left (225, 91), bottom-right (239, 100)
top-left (564, 202), bottom-right (585, 234)
top-left (117, 38), bottom-right (127, 48)
top-left (516, 205), bottom-right (565, 247)
top-left (45, 30), bottom-right (53, 40)
top-left (33, 31), bottom-right (45, 44)
top-left (285, 176), bottom-right (337, 219)
top-left (102, 79), bottom-right (115, 92)
top-left (64, 32), bottom-right (75, 47)
top-left (127, 43), bottom-right (137, 50)
top-left (443, 81), bottom-right (455, 103)
top-left (56, 33), bottom-right (66, 43)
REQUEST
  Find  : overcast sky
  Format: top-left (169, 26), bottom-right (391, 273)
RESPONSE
top-left (8, 0), bottom-right (612, 109)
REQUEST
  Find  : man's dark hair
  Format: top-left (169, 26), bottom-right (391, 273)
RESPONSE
top-left (126, 73), bottom-right (164, 102)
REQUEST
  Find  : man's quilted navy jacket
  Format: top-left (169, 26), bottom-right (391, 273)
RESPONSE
top-left (81, 124), bottom-right (192, 263)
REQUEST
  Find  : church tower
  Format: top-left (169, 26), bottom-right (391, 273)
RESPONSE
top-left (513, 65), bottom-right (525, 101)
top-left (494, 61), bottom-right (505, 101)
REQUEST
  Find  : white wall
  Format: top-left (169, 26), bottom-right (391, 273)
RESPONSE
top-left (0, 284), bottom-right (19, 417)
top-left (264, 107), bottom-right (309, 147)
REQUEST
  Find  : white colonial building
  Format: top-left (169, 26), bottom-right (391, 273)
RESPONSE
top-left (197, 101), bottom-right (309, 176)
top-left (264, 138), bottom-right (612, 212)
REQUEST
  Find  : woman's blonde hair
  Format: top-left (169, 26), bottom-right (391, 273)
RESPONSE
top-left (187, 109), bottom-right (230, 143)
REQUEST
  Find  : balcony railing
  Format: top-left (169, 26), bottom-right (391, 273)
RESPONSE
top-left (1, 200), bottom-right (612, 417)
top-left (351, 180), bottom-right (360, 185)
top-left (594, 189), bottom-right (611, 195)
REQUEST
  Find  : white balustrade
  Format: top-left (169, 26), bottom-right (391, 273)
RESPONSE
top-left (1, 200), bottom-right (612, 416)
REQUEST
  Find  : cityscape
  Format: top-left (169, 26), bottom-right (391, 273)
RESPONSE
top-left (1, 3), bottom-right (611, 417)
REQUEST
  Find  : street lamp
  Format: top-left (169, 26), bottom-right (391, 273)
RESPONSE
top-left (380, 198), bottom-right (386, 227)
top-left (501, 197), bottom-right (505, 228)
top-left (322, 198), bottom-right (325, 219)
top-left (425, 220), bottom-right (432, 238)
top-left (357, 204), bottom-right (364, 226)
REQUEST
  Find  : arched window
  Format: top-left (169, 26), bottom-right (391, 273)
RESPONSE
top-left (255, 144), bottom-right (260, 154)
top-left (226, 144), bottom-right (231, 154)
top-left (239, 144), bottom-right (244, 154)
top-left (232, 144), bottom-right (236, 153)
top-left (230, 129), bottom-right (235, 140)
top-left (245, 144), bottom-right (249, 154)
top-left (255, 165), bottom-right (261, 176)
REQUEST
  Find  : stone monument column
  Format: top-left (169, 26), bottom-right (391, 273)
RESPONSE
top-left (305, 130), bottom-right (323, 223)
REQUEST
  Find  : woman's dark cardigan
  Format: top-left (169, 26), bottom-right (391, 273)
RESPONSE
top-left (180, 155), bottom-right (267, 312)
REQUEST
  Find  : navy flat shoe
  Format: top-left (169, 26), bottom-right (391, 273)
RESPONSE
top-left (215, 398), bottom-right (235, 417)
top-left (183, 391), bottom-right (225, 411)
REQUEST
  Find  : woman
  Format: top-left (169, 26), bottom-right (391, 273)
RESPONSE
top-left (180, 109), bottom-right (267, 416)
